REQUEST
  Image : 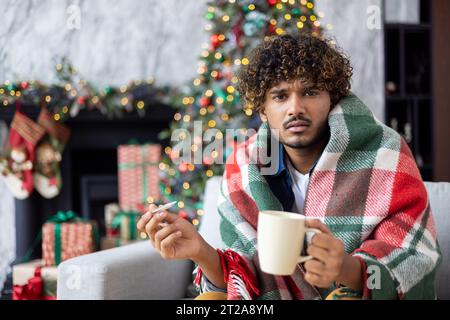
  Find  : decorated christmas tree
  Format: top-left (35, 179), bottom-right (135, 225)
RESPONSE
top-left (158, 0), bottom-right (321, 226)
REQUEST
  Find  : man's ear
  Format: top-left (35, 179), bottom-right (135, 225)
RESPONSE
top-left (259, 107), bottom-right (267, 122)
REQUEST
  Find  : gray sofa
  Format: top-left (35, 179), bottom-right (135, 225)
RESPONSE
top-left (57, 177), bottom-right (450, 299)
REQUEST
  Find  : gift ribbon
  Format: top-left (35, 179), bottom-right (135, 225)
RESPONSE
top-left (46, 210), bottom-right (79, 265)
top-left (111, 211), bottom-right (141, 240)
top-left (12, 266), bottom-right (56, 300)
top-left (46, 210), bottom-right (99, 265)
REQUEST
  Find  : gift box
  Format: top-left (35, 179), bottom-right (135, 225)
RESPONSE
top-left (111, 210), bottom-right (146, 241)
top-left (118, 144), bottom-right (161, 213)
top-left (100, 236), bottom-right (141, 250)
top-left (42, 210), bottom-right (98, 266)
top-left (12, 260), bottom-right (57, 300)
top-left (104, 202), bottom-right (120, 238)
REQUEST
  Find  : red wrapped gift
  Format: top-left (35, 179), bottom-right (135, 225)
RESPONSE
top-left (12, 260), bottom-right (57, 300)
top-left (42, 211), bottom-right (97, 266)
top-left (118, 144), bottom-right (161, 213)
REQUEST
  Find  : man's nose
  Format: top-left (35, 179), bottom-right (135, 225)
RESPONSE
top-left (287, 94), bottom-right (306, 116)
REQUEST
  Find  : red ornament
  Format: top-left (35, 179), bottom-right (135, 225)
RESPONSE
top-left (268, 23), bottom-right (276, 34)
top-left (21, 82), bottom-right (29, 90)
top-left (213, 70), bottom-right (222, 80)
top-left (199, 97), bottom-right (210, 107)
top-left (203, 157), bottom-right (213, 165)
top-left (232, 16), bottom-right (244, 48)
top-left (267, 0), bottom-right (278, 6)
top-left (77, 96), bottom-right (86, 105)
top-left (178, 210), bottom-right (188, 220)
top-left (179, 162), bottom-right (188, 172)
top-left (210, 34), bottom-right (221, 50)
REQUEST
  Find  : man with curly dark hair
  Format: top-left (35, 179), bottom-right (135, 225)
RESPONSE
top-left (238, 33), bottom-right (353, 175)
top-left (139, 33), bottom-right (440, 300)
top-left (233, 33), bottom-right (361, 292)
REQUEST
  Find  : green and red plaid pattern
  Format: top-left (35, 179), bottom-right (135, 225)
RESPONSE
top-left (210, 94), bottom-right (441, 300)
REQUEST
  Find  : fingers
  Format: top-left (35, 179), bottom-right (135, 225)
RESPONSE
top-left (304, 259), bottom-right (326, 275)
top-left (154, 224), bottom-right (179, 252)
top-left (145, 211), bottom-right (168, 245)
top-left (304, 260), bottom-right (332, 288)
top-left (309, 233), bottom-right (335, 250)
top-left (136, 204), bottom-right (158, 231)
top-left (137, 204), bottom-right (180, 232)
top-left (137, 211), bottom-right (153, 232)
top-left (306, 244), bottom-right (329, 263)
top-left (306, 219), bottom-right (331, 234)
top-left (149, 203), bottom-right (178, 222)
top-left (157, 211), bottom-right (179, 223)
top-left (160, 231), bottom-right (182, 258)
top-left (304, 272), bottom-right (329, 288)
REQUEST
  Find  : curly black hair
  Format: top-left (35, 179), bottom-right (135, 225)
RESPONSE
top-left (237, 33), bottom-right (353, 111)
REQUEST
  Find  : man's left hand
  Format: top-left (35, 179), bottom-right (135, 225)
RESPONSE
top-left (303, 219), bottom-right (346, 288)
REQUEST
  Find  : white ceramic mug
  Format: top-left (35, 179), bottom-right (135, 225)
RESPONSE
top-left (257, 210), bottom-right (322, 275)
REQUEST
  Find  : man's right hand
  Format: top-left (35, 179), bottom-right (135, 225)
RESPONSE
top-left (137, 204), bottom-right (205, 261)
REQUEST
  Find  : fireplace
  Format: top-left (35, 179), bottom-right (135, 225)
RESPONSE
top-left (0, 103), bottom-right (174, 260)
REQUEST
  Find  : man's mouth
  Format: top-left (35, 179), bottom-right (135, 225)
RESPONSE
top-left (285, 120), bottom-right (310, 133)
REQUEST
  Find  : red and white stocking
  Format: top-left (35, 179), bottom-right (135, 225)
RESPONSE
top-left (0, 109), bottom-right (46, 199)
top-left (33, 107), bottom-right (71, 199)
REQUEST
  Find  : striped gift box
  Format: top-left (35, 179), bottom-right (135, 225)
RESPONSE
top-left (42, 221), bottom-right (96, 266)
top-left (118, 144), bottom-right (161, 212)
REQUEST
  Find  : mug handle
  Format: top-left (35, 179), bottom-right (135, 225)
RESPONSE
top-left (297, 228), bottom-right (322, 264)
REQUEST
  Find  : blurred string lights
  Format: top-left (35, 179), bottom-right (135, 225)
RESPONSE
top-left (1, 0), bottom-right (330, 225)
top-left (0, 58), bottom-right (176, 121)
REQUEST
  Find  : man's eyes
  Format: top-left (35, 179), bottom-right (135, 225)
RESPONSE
top-left (273, 94), bottom-right (287, 101)
top-left (271, 89), bottom-right (318, 101)
top-left (304, 89), bottom-right (318, 96)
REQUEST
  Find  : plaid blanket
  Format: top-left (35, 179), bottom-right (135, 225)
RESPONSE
top-left (197, 94), bottom-right (441, 300)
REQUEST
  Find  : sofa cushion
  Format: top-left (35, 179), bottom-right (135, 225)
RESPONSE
top-left (424, 182), bottom-right (450, 299)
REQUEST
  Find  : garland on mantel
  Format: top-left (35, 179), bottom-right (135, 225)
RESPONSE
top-left (0, 58), bottom-right (179, 122)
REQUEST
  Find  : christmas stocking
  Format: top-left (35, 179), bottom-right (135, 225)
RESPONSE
top-left (33, 107), bottom-right (71, 199)
top-left (0, 110), bottom-right (46, 199)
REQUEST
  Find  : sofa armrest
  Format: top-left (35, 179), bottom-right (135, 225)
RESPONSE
top-left (57, 241), bottom-right (193, 300)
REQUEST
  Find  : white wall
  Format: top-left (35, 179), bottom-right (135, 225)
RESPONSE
top-left (0, 0), bottom-right (386, 122)
top-left (0, 0), bottom-right (208, 87)
top-left (315, 0), bottom-right (385, 122)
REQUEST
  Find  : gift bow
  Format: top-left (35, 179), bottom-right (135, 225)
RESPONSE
top-left (47, 210), bottom-right (78, 223)
top-left (12, 267), bottom-right (55, 300)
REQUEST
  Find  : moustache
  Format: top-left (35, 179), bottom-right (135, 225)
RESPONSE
top-left (283, 116), bottom-right (311, 129)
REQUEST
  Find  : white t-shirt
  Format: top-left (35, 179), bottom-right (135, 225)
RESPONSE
top-left (286, 157), bottom-right (310, 214)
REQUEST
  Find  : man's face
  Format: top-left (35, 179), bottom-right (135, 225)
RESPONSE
top-left (259, 79), bottom-right (332, 149)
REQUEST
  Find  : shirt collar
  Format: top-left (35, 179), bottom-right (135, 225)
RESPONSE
top-left (273, 142), bottom-right (320, 177)
top-left (273, 142), bottom-right (287, 177)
